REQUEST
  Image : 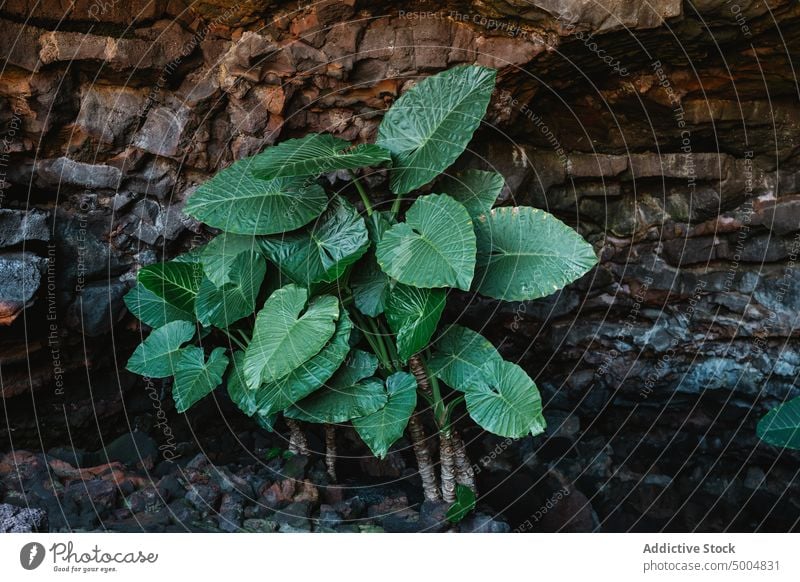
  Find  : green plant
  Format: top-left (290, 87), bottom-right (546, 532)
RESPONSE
top-left (124, 65), bottom-right (597, 513)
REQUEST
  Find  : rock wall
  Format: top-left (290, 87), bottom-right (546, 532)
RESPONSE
top-left (2, 0), bottom-right (799, 530)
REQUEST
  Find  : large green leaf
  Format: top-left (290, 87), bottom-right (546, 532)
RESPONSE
top-left (351, 255), bottom-right (391, 317)
top-left (284, 349), bottom-right (384, 423)
top-left (251, 133), bottom-right (392, 179)
top-left (464, 359), bottom-right (546, 438)
top-left (200, 232), bottom-right (262, 287)
top-left (473, 206), bottom-right (597, 301)
top-left (172, 346), bottom-right (229, 413)
top-left (243, 284), bottom-right (339, 388)
top-left (126, 320), bottom-right (196, 378)
top-left (757, 397), bottom-right (800, 450)
top-left (226, 351), bottom-right (257, 416)
top-left (428, 325), bottom-right (502, 392)
top-left (286, 378), bottom-right (387, 423)
top-left (376, 194), bottom-right (476, 290)
top-left (253, 310), bottom-right (353, 417)
top-left (376, 65), bottom-right (497, 194)
top-left (260, 197), bottom-right (369, 286)
top-left (138, 261), bottom-right (203, 314)
top-left (385, 284), bottom-right (446, 361)
top-left (184, 157), bottom-right (328, 235)
top-left (353, 372), bottom-right (417, 458)
top-left (439, 169), bottom-right (504, 219)
top-left (124, 283), bottom-right (194, 328)
top-left (194, 252), bottom-right (267, 328)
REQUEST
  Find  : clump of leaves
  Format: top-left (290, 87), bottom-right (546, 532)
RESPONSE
top-left (124, 65), bottom-right (597, 514)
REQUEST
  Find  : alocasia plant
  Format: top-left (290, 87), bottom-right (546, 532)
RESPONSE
top-left (124, 64), bottom-right (597, 515)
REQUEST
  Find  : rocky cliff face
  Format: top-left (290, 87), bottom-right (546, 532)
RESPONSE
top-left (2, 0), bottom-right (799, 531)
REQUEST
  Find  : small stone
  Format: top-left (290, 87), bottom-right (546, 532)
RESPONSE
top-left (36, 157), bottom-right (121, 189)
top-left (86, 431), bottom-right (159, 470)
top-left (210, 465), bottom-right (255, 498)
top-left (316, 504), bottom-right (343, 529)
top-left (125, 486), bottom-right (166, 514)
top-left (419, 500), bottom-right (450, 532)
top-left (275, 501), bottom-right (311, 530)
top-left (64, 479), bottom-right (117, 516)
top-left (333, 496), bottom-right (365, 520)
top-left (382, 508), bottom-right (423, 533)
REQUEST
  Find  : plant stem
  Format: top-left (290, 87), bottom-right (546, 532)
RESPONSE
top-left (377, 320), bottom-right (400, 368)
top-left (285, 418), bottom-right (309, 455)
top-left (353, 311), bottom-right (392, 372)
top-left (348, 170), bottom-right (372, 216)
top-left (220, 329), bottom-right (246, 351)
top-left (409, 355), bottom-right (446, 429)
top-left (407, 413), bottom-right (442, 501)
top-left (324, 424), bottom-right (337, 481)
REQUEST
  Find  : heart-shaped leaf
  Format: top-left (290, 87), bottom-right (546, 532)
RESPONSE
top-left (353, 372), bottom-right (417, 458)
top-left (138, 261), bottom-right (203, 314)
top-left (260, 197), bottom-right (369, 286)
top-left (428, 325), bottom-right (502, 392)
top-left (464, 359), bottom-right (546, 438)
top-left (126, 320), bottom-right (196, 378)
top-left (253, 310), bottom-right (353, 417)
top-left (758, 397), bottom-right (800, 449)
top-left (124, 283), bottom-right (194, 328)
top-left (377, 65), bottom-right (497, 194)
top-left (244, 284), bottom-right (339, 388)
top-left (376, 194), bottom-right (476, 290)
top-left (385, 284), bottom-right (446, 361)
top-left (251, 133), bottom-right (392, 179)
top-left (195, 252), bottom-right (266, 328)
top-left (438, 169), bottom-right (504, 219)
top-left (184, 156), bottom-right (328, 235)
top-left (473, 206), bottom-right (597, 301)
top-left (172, 346), bottom-right (229, 413)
